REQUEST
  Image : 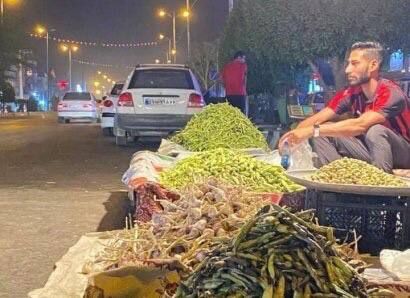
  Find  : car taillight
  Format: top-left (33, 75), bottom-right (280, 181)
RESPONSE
top-left (188, 93), bottom-right (205, 108)
top-left (118, 92), bottom-right (134, 107)
top-left (57, 102), bottom-right (67, 111)
top-left (103, 100), bottom-right (113, 108)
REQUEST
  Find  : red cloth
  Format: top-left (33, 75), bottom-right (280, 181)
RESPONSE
top-left (327, 79), bottom-right (410, 142)
top-left (221, 60), bottom-right (247, 96)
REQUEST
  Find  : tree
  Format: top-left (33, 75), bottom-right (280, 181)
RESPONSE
top-left (0, 17), bottom-right (24, 92)
top-left (219, 0), bottom-right (410, 93)
top-left (188, 41), bottom-right (219, 91)
top-left (1, 82), bottom-right (16, 102)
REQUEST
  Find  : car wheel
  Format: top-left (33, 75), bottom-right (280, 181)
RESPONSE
top-left (103, 127), bottom-right (113, 137)
top-left (116, 135), bottom-right (128, 146)
top-left (58, 117), bottom-right (64, 123)
top-left (64, 118), bottom-right (70, 124)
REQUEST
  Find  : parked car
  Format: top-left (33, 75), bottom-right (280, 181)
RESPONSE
top-left (57, 92), bottom-right (98, 123)
top-left (101, 81), bottom-right (124, 136)
top-left (114, 64), bottom-right (205, 146)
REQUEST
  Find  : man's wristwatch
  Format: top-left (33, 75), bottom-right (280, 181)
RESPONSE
top-left (313, 124), bottom-right (320, 138)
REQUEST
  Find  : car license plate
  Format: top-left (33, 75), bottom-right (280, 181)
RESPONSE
top-left (144, 98), bottom-right (176, 105)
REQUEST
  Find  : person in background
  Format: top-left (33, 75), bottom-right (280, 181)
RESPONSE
top-left (221, 51), bottom-right (248, 115)
top-left (278, 41), bottom-right (410, 173)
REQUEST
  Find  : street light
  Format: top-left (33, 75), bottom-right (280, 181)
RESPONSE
top-left (155, 59), bottom-right (160, 64)
top-left (157, 8), bottom-right (176, 63)
top-left (1, 0), bottom-right (21, 24)
top-left (35, 25), bottom-right (56, 110)
top-left (185, 0), bottom-right (191, 59)
top-left (60, 44), bottom-right (79, 91)
top-left (103, 75), bottom-right (107, 79)
top-left (159, 33), bottom-right (172, 63)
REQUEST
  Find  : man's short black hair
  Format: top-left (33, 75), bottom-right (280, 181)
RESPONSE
top-left (233, 51), bottom-right (245, 59)
top-left (350, 41), bottom-right (384, 66)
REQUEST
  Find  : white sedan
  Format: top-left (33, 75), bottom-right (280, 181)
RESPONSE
top-left (57, 92), bottom-right (98, 123)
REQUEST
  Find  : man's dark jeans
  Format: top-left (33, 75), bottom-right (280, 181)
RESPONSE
top-left (312, 124), bottom-right (410, 173)
top-left (226, 95), bottom-right (247, 115)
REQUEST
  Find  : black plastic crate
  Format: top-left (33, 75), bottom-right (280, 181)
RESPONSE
top-left (305, 190), bottom-right (410, 255)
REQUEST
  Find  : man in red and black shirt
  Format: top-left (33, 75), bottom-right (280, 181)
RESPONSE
top-left (279, 42), bottom-right (410, 173)
top-left (221, 51), bottom-right (248, 115)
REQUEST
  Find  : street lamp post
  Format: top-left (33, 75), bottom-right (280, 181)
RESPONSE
top-left (1, 0), bottom-right (4, 24)
top-left (172, 11), bottom-right (176, 63)
top-left (158, 9), bottom-right (178, 63)
top-left (1, 0), bottom-right (21, 25)
top-left (159, 34), bottom-right (172, 63)
top-left (186, 0), bottom-right (191, 60)
top-left (61, 44), bottom-right (79, 91)
top-left (36, 26), bottom-right (56, 110)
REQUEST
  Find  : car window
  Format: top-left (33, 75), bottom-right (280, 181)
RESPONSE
top-left (110, 83), bottom-right (124, 96)
top-left (129, 69), bottom-right (194, 89)
top-left (63, 92), bottom-right (92, 100)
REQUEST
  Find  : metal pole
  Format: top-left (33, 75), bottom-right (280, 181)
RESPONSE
top-left (18, 50), bottom-right (24, 100)
top-left (46, 31), bottom-right (49, 110)
top-left (168, 39), bottom-right (172, 61)
top-left (0, 0), bottom-right (3, 25)
top-left (68, 49), bottom-right (72, 91)
top-left (229, 0), bottom-right (234, 13)
top-left (186, 0), bottom-right (190, 60)
top-left (172, 11), bottom-right (176, 63)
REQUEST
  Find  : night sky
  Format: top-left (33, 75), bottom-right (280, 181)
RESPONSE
top-left (11, 0), bottom-right (229, 90)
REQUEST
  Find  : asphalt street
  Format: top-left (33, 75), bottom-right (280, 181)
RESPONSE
top-left (0, 113), bottom-right (154, 297)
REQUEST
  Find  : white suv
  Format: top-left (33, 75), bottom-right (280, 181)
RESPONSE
top-left (114, 64), bottom-right (205, 146)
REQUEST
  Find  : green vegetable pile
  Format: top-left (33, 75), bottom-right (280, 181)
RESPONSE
top-left (176, 204), bottom-right (371, 298)
top-left (159, 148), bottom-right (303, 193)
top-left (312, 158), bottom-right (406, 187)
top-left (171, 103), bottom-right (269, 151)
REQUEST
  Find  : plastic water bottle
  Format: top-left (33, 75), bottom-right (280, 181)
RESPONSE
top-left (281, 140), bottom-right (291, 170)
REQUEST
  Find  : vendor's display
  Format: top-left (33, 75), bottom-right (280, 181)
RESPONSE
top-left (311, 158), bottom-right (406, 187)
top-left (90, 181), bottom-right (271, 282)
top-left (177, 204), bottom-right (380, 298)
top-left (160, 148), bottom-right (303, 193)
top-left (170, 103), bottom-right (269, 151)
top-left (133, 183), bottom-right (180, 222)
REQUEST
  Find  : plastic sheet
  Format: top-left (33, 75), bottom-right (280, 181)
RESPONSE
top-left (122, 151), bottom-right (175, 188)
top-left (380, 249), bottom-right (410, 282)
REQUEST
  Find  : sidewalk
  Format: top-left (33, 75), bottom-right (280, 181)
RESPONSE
top-left (0, 111), bottom-right (53, 120)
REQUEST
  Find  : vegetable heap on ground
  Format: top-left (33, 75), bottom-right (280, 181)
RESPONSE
top-left (170, 103), bottom-right (269, 151)
top-left (86, 180), bottom-right (271, 276)
top-left (311, 158), bottom-right (406, 187)
top-left (177, 204), bottom-right (371, 298)
top-left (160, 148), bottom-right (303, 193)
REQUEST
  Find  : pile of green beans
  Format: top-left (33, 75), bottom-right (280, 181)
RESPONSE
top-left (176, 205), bottom-right (369, 298)
top-left (159, 148), bottom-right (303, 193)
top-left (171, 103), bottom-right (269, 151)
top-left (312, 158), bottom-right (406, 187)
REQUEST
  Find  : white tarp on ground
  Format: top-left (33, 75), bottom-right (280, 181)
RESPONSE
top-left (28, 232), bottom-right (113, 298)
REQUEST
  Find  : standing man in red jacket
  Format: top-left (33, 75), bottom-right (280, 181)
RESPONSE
top-left (221, 51), bottom-right (248, 115)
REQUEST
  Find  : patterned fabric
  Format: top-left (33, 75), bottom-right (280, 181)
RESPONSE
top-left (134, 183), bottom-right (179, 222)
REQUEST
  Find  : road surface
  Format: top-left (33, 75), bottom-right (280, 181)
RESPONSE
top-left (0, 113), bottom-right (155, 298)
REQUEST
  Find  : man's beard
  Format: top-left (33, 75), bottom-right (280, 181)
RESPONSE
top-left (347, 73), bottom-right (371, 87)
